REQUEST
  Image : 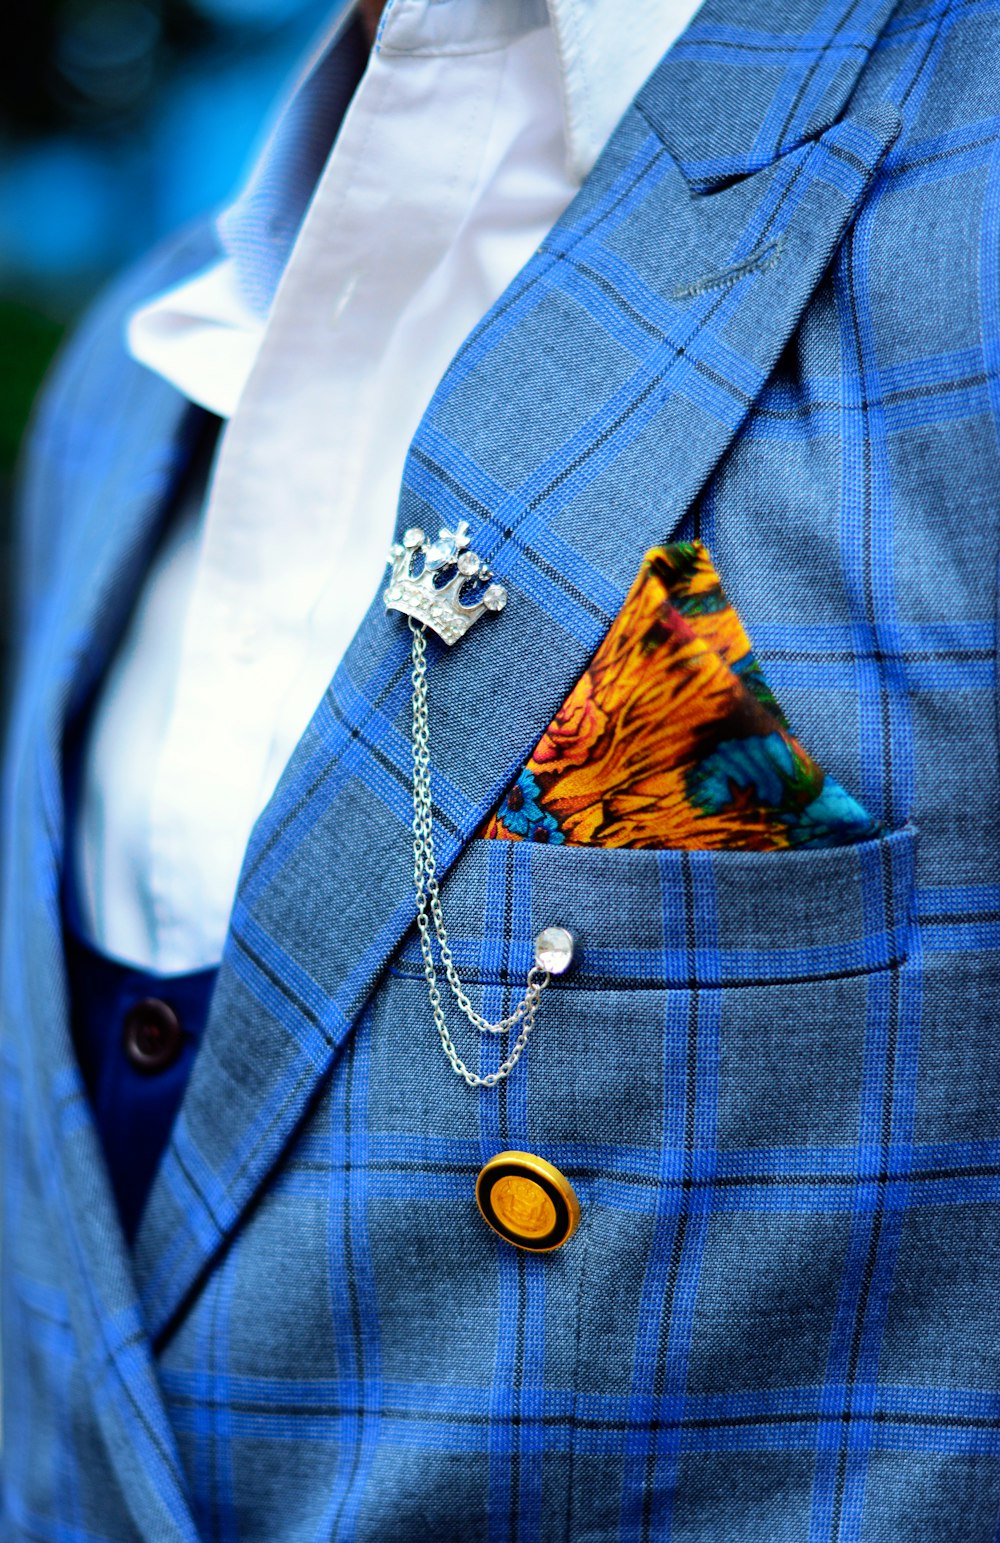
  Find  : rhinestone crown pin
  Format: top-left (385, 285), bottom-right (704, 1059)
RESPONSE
top-left (384, 520), bottom-right (507, 646)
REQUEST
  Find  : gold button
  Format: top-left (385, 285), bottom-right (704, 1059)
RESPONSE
top-left (476, 1151), bottom-right (580, 1252)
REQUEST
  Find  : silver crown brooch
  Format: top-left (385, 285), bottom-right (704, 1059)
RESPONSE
top-left (384, 516), bottom-right (568, 1092)
top-left (384, 520), bottom-right (507, 646)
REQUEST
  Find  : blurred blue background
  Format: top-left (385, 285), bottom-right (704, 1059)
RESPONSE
top-left (1, 0), bottom-right (336, 683)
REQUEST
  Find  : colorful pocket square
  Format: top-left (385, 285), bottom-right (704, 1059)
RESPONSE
top-left (481, 540), bottom-right (879, 851)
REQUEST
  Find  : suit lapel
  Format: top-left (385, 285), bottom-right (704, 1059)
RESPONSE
top-left (135, 0), bottom-right (902, 1345)
top-left (3, 227), bottom-right (214, 1542)
top-left (4, 6), bottom-right (374, 1521)
top-left (636, 0), bottom-right (902, 187)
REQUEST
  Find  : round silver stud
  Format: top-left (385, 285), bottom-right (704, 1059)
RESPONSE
top-left (403, 527), bottom-right (425, 549)
top-left (483, 584), bottom-right (508, 613)
top-left (458, 550), bottom-right (481, 577)
top-left (534, 926), bottom-right (575, 976)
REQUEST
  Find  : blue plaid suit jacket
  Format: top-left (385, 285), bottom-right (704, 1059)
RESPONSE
top-left (5, 1), bottom-right (1000, 1537)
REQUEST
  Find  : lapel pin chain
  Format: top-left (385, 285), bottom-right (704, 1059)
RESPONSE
top-left (385, 520), bottom-right (575, 1088)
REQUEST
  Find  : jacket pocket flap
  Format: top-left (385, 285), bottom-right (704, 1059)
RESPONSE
top-left (392, 823), bottom-right (917, 989)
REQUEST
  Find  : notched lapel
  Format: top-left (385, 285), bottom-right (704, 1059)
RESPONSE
top-left (636, 0), bottom-right (902, 189)
top-left (134, 32), bottom-right (901, 1343)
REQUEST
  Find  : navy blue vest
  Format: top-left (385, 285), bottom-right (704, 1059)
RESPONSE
top-left (63, 922), bottom-right (215, 1239)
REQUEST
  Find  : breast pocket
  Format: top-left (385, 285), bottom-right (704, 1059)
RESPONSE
top-left (377, 820), bottom-right (916, 1225)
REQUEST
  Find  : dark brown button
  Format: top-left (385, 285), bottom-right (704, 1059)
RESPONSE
top-left (123, 999), bottom-right (183, 1075)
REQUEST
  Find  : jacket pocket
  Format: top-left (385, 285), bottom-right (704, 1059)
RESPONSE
top-left (392, 821), bottom-right (916, 991)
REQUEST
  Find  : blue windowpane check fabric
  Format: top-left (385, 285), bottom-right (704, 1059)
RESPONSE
top-left (5, 0), bottom-right (1000, 1539)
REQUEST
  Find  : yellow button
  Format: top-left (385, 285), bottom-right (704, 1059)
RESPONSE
top-left (476, 1151), bottom-right (580, 1252)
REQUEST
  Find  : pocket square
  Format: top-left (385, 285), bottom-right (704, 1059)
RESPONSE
top-left (481, 540), bottom-right (880, 851)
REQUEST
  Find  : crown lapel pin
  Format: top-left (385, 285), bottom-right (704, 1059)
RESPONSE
top-left (384, 518), bottom-right (564, 1094)
top-left (384, 520), bottom-right (507, 646)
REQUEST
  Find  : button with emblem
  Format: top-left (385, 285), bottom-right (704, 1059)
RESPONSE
top-left (123, 998), bottom-right (184, 1075)
top-left (476, 1150), bottom-right (580, 1252)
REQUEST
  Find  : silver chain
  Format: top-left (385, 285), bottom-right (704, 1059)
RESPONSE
top-left (408, 617), bottom-right (550, 1087)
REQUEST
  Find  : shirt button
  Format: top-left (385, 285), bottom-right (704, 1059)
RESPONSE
top-left (123, 999), bottom-right (184, 1075)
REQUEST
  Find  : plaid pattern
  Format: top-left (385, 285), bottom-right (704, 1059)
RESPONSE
top-left (5, 0), bottom-right (1000, 1538)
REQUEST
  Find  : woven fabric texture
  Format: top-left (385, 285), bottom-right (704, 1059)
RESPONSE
top-left (4, 0), bottom-right (1000, 1538)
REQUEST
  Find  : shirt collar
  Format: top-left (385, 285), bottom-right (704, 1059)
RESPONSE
top-left (544, 0), bottom-right (703, 180)
top-left (371, 0), bottom-right (701, 179)
top-left (215, 0), bottom-right (701, 315)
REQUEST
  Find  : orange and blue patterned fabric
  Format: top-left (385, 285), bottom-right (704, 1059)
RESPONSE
top-left (483, 541), bottom-right (879, 851)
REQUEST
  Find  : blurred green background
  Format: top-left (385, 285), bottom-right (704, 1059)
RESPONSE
top-left (1, 0), bottom-right (335, 695)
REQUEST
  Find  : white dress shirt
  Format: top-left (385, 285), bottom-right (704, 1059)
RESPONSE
top-left (75, 0), bottom-right (703, 973)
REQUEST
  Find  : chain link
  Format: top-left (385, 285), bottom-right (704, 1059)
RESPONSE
top-left (408, 617), bottom-right (550, 1087)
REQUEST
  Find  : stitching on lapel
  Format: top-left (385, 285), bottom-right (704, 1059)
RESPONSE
top-left (671, 239), bottom-right (783, 301)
